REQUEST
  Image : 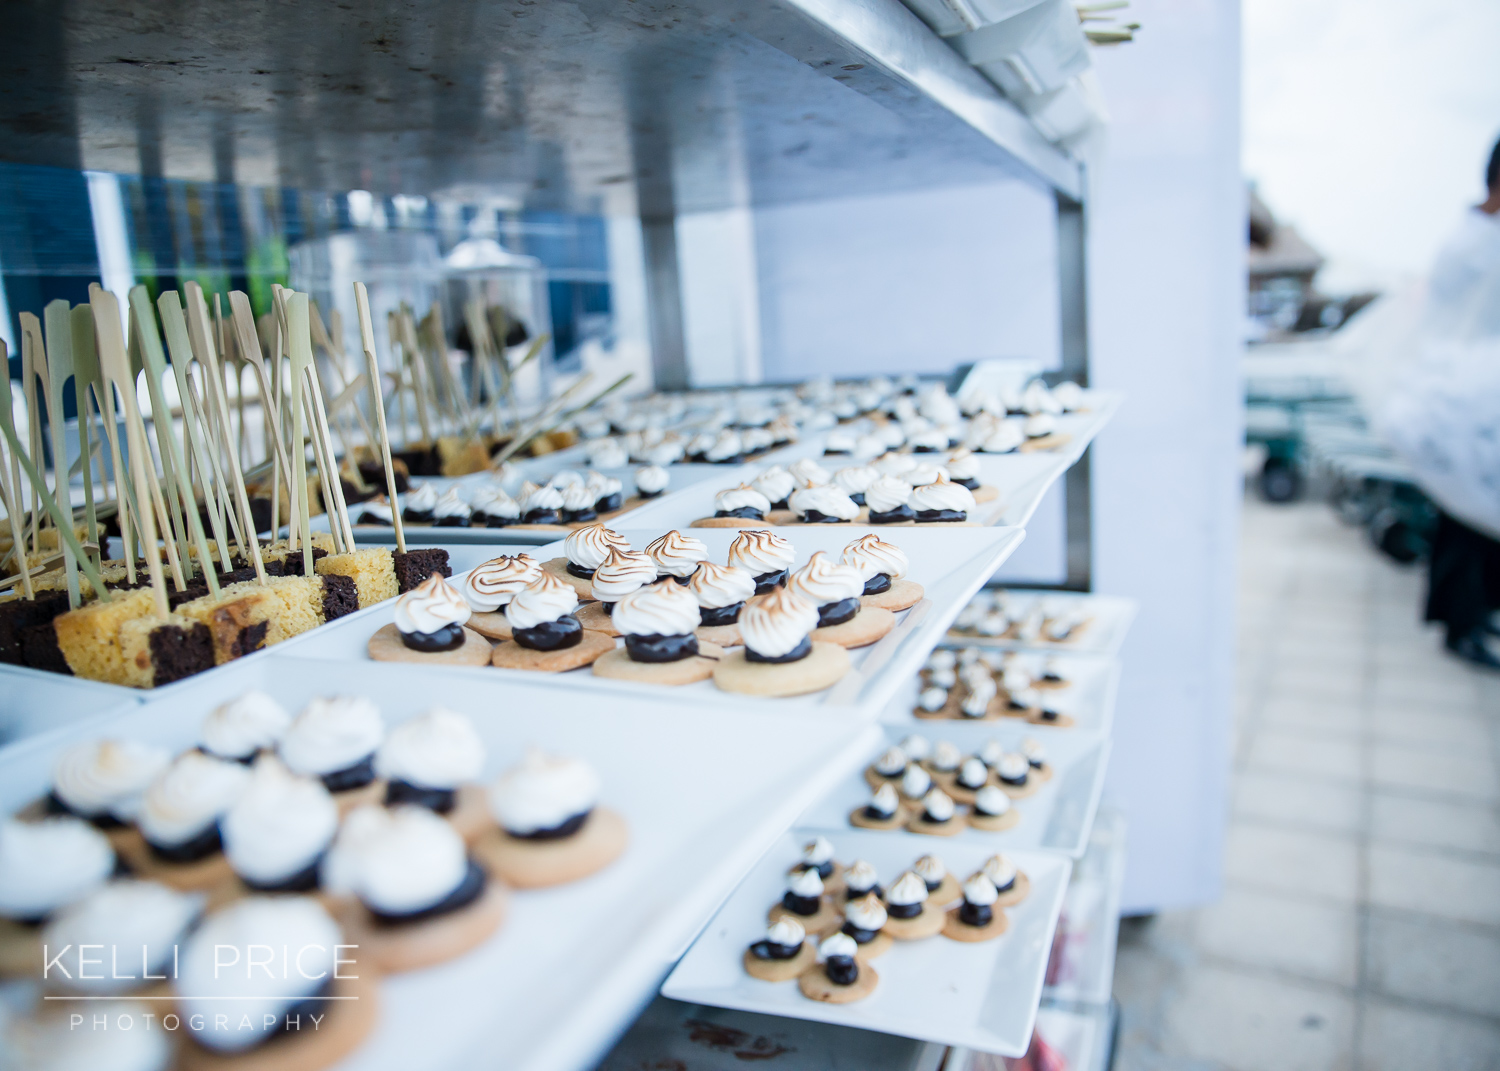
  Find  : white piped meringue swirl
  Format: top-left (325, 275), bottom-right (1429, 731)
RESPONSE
top-left (635, 465), bottom-right (670, 495)
top-left (946, 449), bottom-right (981, 481)
top-left (612, 580), bottom-right (702, 638)
top-left (504, 572), bottom-right (580, 630)
top-left (886, 871), bottom-right (928, 907)
top-left (433, 488), bottom-right (470, 520)
top-left (818, 931), bottom-right (858, 962)
top-left (832, 465), bottom-right (878, 497)
top-left (0, 817), bottom-right (114, 919)
top-left (280, 696), bottom-right (385, 777)
top-left (867, 782), bottom-right (899, 817)
top-left (751, 466), bottom-right (796, 505)
top-left (687, 561), bottom-right (756, 609)
top-left (973, 785), bottom-right (1011, 816)
top-left (51, 739), bottom-right (170, 822)
top-left (472, 486), bottom-right (520, 520)
top-left (982, 853), bottom-right (1018, 890)
top-left (376, 708), bottom-right (485, 788)
top-left (962, 872), bottom-right (999, 906)
top-left (138, 752), bottom-right (252, 848)
top-left (564, 523), bottom-right (629, 570)
top-left (393, 574), bottom-right (472, 635)
top-left (788, 484), bottom-right (859, 521)
top-left (403, 483), bottom-right (438, 513)
top-left (845, 892), bottom-right (888, 931)
top-left (591, 548), bottom-right (657, 602)
top-left (488, 750), bottom-right (600, 835)
top-left (737, 587), bottom-right (820, 658)
top-left (844, 859), bottom-right (879, 894)
top-left (785, 867), bottom-right (823, 897)
top-left (766, 915), bottom-right (806, 947)
top-left (645, 530), bottom-right (708, 578)
top-left (728, 530), bottom-right (795, 575)
top-left (863, 474), bottom-right (912, 514)
top-left (788, 457), bottom-right (830, 486)
top-left (328, 805), bottom-right (469, 915)
top-left (463, 553), bottom-right (542, 611)
top-left (900, 764), bottom-right (932, 799)
top-left (222, 756), bottom-right (338, 886)
top-left (520, 481), bottom-right (564, 513)
top-left (200, 691), bottom-right (290, 761)
top-left (910, 472), bottom-right (976, 515)
top-left (787, 550), bottom-right (864, 606)
top-left (920, 788), bottom-right (955, 822)
top-left (841, 534), bottom-right (908, 581)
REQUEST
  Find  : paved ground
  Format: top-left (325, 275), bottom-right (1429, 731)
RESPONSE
top-left (1111, 493), bottom-right (1500, 1071)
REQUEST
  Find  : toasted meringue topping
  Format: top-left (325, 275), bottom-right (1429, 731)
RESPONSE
top-left (488, 749), bottom-right (600, 835)
top-left (687, 561), bottom-right (756, 609)
top-left (505, 572), bottom-right (580, 630)
top-left (728, 529), bottom-right (795, 574)
top-left (612, 579), bottom-right (702, 637)
top-left (591, 547), bottom-right (658, 602)
top-left (635, 465), bottom-right (670, 495)
top-left (463, 553), bottom-right (542, 612)
top-left (52, 739), bottom-right (170, 822)
top-left (973, 785), bottom-right (1011, 816)
top-left (841, 533), bottom-right (909, 581)
top-left (787, 550), bottom-right (864, 605)
top-left (715, 484), bottom-right (771, 515)
top-left (886, 870), bottom-right (928, 907)
top-left (751, 466), bottom-right (796, 505)
top-left (786, 866), bottom-right (824, 898)
top-left (788, 457), bottom-right (830, 487)
top-left (737, 587), bottom-right (820, 658)
top-left (645, 530), bottom-right (708, 577)
top-left (910, 472), bottom-right (976, 514)
top-left (867, 782), bottom-right (899, 816)
top-left (788, 484), bottom-right (859, 520)
top-left (563, 523), bottom-right (629, 570)
top-left (845, 892), bottom-right (888, 930)
top-left (963, 872), bottom-right (999, 906)
top-left (766, 915), bottom-right (806, 946)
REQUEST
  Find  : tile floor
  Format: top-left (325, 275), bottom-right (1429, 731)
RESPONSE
top-left (1112, 494), bottom-right (1500, 1071)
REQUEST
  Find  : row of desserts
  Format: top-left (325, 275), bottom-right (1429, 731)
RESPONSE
top-left (701, 456), bottom-right (989, 528)
top-left (0, 693), bottom-right (623, 1068)
top-left (0, 536), bottom-right (452, 688)
top-left (851, 734), bottom-right (1052, 836)
top-left (913, 647), bottom-right (1075, 724)
top-left (373, 525), bottom-right (925, 697)
top-left (951, 589), bottom-right (1095, 644)
top-left (747, 838), bottom-right (1030, 1003)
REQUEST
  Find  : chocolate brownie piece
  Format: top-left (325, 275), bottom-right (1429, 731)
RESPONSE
top-left (392, 548), bottom-right (452, 593)
top-left (167, 584), bottom-right (210, 610)
top-left (0, 591), bottom-right (71, 664)
top-left (20, 619), bottom-right (72, 674)
top-left (147, 621), bottom-right (215, 685)
top-left (278, 547), bottom-right (328, 577)
top-left (320, 574), bottom-right (360, 621)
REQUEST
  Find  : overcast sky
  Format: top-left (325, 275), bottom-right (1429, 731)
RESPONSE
top-left (1243, 0), bottom-right (1500, 291)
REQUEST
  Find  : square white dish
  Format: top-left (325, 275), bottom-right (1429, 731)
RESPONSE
top-left (792, 723), bottom-right (1111, 859)
top-left (880, 649), bottom-right (1122, 739)
top-left (661, 829), bottom-right (1072, 1056)
top-left (277, 525), bottom-right (1025, 716)
top-left (0, 655), bottom-right (882, 1071)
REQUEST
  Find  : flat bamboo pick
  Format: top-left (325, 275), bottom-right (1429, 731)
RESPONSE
top-left (282, 292), bottom-right (316, 577)
top-left (190, 289), bottom-right (268, 584)
top-left (130, 287), bottom-right (219, 597)
top-left (303, 369), bottom-right (354, 553)
top-left (126, 302), bottom-right (191, 587)
top-left (0, 342), bottom-right (34, 599)
top-left (41, 303), bottom-right (82, 606)
top-left (68, 305), bottom-right (103, 570)
top-left (91, 287), bottom-right (168, 617)
top-left (356, 283), bottom-right (406, 555)
top-left (228, 292), bottom-right (294, 528)
top-left (158, 291), bottom-right (235, 573)
top-left (19, 313), bottom-right (46, 556)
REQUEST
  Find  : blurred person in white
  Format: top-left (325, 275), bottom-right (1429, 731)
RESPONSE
top-left (1390, 135), bottom-right (1500, 668)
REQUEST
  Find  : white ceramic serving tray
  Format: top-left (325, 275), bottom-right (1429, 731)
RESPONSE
top-left (879, 649), bottom-right (1123, 740)
top-left (793, 724), bottom-right (1111, 859)
top-left (0, 656), bottom-right (883, 1071)
top-left (278, 525), bottom-right (1026, 718)
top-left (946, 594), bottom-right (1139, 658)
top-left (661, 829), bottom-right (1072, 1056)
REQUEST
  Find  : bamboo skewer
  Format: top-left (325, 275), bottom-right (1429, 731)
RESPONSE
top-left (356, 283), bottom-right (406, 555)
top-left (41, 303), bottom-right (82, 606)
top-left (126, 302), bottom-right (191, 588)
top-left (69, 305), bottom-right (104, 572)
top-left (0, 343), bottom-right (34, 600)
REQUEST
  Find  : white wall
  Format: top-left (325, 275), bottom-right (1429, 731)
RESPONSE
top-left (750, 181), bottom-right (1059, 382)
top-left (1088, 0), bottom-right (1243, 913)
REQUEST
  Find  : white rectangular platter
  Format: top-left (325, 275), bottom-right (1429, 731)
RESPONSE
top-left (661, 829), bottom-right (1072, 1057)
top-left (946, 593), bottom-right (1139, 658)
top-left (0, 655), bottom-right (883, 1071)
top-left (880, 649), bottom-right (1123, 739)
top-left (793, 724), bottom-right (1112, 859)
top-left (278, 525), bottom-right (1025, 718)
top-left (0, 664), bottom-right (142, 746)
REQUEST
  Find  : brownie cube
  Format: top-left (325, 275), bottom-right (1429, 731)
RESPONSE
top-left (147, 621), bottom-right (215, 685)
top-left (0, 591), bottom-right (72, 664)
top-left (392, 548), bottom-right (452, 593)
top-left (20, 620), bottom-right (72, 674)
top-left (319, 574), bottom-right (360, 621)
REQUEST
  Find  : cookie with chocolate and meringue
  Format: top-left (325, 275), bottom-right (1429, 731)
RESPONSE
top-left (909, 472), bottom-right (979, 525)
top-left (849, 781), bottom-right (904, 830)
top-left (980, 852), bottom-right (1031, 906)
top-left (491, 572), bottom-right (613, 672)
top-left (948, 756), bottom-right (994, 804)
top-left (942, 871), bottom-right (1010, 942)
top-left (945, 448), bottom-right (998, 502)
top-left (544, 523), bottom-right (630, 597)
top-left (462, 553), bottom-right (543, 640)
top-left (645, 530), bottom-right (708, 584)
top-left (574, 548), bottom-right (657, 636)
top-left (695, 484), bottom-right (773, 527)
top-left (472, 485), bottom-right (520, 528)
top-left (324, 804), bottom-right (506, 972)
top-left (279, 696), bottom-right (387, 811)
top-left (115, 751), bottom-right (251, 890)
top-left (728, 529), bottom-right (796, 593)
top-left (787, 483), bottom-right (859, 524)
top-left (905, 787), bottom-right (963, 837)
top-left (743, 915), bottom-right (816, 982)
top-left (864, 474), bottom-right (916, 524)
top-left (221, 755), bottom-right (339, 893)
top-left (864, 744), bottom-right (910, 789)
top-left (199, 692), bottom-right (290, 764)
top-left (767, 863), bottom-right (840, 934)
top-left (751, 466), bottom-right (796, 512)
top-left (473, 750), bottom-right (627, 888)
top-left (592, 580), bottom-right (724, 685)
top-left (880, 869), bottom-right (946, 939)
top-left (967, 784), bottom-right (1020, 831)
top-left (787, 834), bottom-right (845, 893)
top-left (994, 751), bottom-right (1043, 798)
top-left (712, 587), bottom-right (850, 697)
top-left (0, 816), bottom-right (115, 975)
top-left (42, 879), bottom-right (202, 995)
top-left (788, 551), bottom-right (895, 649)
top-left (369, 573), bottom-right (493, 666)
top-left (40, 739), bottom-right (169, 841)
top-left (798, 931), bottom-right (879, 1004)
top-left (842, 533), bottom-right (925, 612)
top-left (840, 892), bottom-right (893, 959)
top-left (174, 897), bottom-right (377, 1066)
top-left (376, 709), bottom-right (490, 841)
top-left (512, 480), bottom-right (568, 531)
top-left (634, 464), bottom-right (670, 500)
top-left (1017, 737), bottom-right (1055, 782)
top-left (687, 560), bottom-right (757, 645)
